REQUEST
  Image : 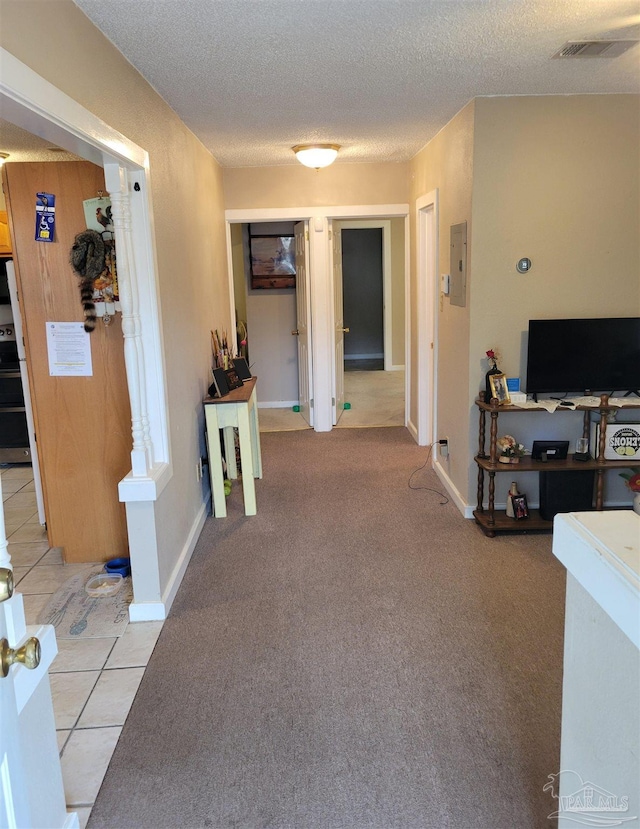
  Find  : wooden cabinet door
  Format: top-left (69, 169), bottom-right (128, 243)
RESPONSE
top-left (0, 210), bottom-right (12, 255)
top-left (3, 162), bottom-right (131, 563)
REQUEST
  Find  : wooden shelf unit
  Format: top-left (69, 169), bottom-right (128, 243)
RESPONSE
top-left (473, 393), bottom-right (640, 537)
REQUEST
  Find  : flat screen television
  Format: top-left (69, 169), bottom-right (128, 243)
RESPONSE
top-left (526, 317), bottom-right (640, 397)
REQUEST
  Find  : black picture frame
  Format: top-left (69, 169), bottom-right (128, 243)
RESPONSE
top-left (211, 368), bottom-right (230, 398)
top-left (531, 440), bottom-right (570, 461)
top-left (232, 357), bottom-right (252, 381)
top-left (224, 367), bottom-right (243, 390)
top-left (249, 234), bottom-right (296, 289)
top-left (511, 493), bottom-right (529, 519)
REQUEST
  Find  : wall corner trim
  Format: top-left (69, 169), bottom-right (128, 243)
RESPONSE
top-left (128, 498), bottom-right (208, 622)
top-left (118, 462), bottom-right (172, 502)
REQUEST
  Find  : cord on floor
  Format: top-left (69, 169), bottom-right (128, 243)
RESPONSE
top-left (408, 443), bottom-right (449, 505)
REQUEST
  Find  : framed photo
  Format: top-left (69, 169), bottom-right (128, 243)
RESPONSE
top-left (250, 235), bottom-right (296, 289)
top-left (511, 493), bottom-right (529, 520)
top-left (489, 372), bottom-right (511, 405)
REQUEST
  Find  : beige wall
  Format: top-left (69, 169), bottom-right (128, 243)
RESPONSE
top-left (470, 95), bottom-right (640, 385)
top-left (410, 95), bottom-right (640, 510)
top-left (469, 95), bottom-right (640, 506)
top-left (410, 101), bottom-right (475, 493)
top-left (223, 162), bottom-right (409, 209)
top-left (0, 1), bottom-right (230, 590)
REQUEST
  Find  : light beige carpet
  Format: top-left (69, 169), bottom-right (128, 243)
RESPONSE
top-left (89, 427), bottom-right (564, 828)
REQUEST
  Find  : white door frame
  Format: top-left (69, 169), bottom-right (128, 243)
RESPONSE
top-left (226, 205), bottom-right (410, 433)
top-left (334, 220), bottom-right (394, 371)
top-left (0, 49), bottom-right (172, 619)
top-left (294, 220), bottom-right (313, 427)
top-left (415, 190), bottom-right (439, 446)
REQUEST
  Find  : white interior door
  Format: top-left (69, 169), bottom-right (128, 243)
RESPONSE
top-left (0, 586), bottom-right (31, 829)
top-left (332, 224), bottom-right (345, 424)
top-left (0, 479), bottom-right (72, 828)
top-left (294, 222), bottom-right (313, 427)
top-left (0, 597), bottom-right (71, 829)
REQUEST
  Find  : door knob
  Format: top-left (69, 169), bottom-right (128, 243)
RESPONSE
top-left (291, 329), bottom-right (299, 336)
top-left (342, 327), bottom-right (350, 333)
top-left (1, 637), bottom-right (41, 678)
top-left (0, 568), bottom-right (14, 603)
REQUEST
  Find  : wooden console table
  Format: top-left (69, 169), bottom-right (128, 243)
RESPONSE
top-left (204, 377), bottom-right (262, 517)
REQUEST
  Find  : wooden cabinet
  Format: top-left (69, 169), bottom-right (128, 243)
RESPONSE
top-left (0, 210), bottom-right (12, 255)
top-left (3, 162), bottom-right (132, 563)
top-left (473, 393), bottom-right (640, 536)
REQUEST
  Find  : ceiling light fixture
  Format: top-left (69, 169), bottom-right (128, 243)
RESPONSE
top-left (0, 153), bottom-right (9, 166)
top-left (292, 144), bottom-right (340, 169)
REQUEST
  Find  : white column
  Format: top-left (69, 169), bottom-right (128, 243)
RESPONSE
top-left (104, 163), bottom-right (152, 476)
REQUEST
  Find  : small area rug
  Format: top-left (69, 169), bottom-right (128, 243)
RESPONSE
top-left (37, 567), bottom-right (132, 639)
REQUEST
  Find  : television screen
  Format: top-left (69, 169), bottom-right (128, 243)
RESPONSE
top-left (526, 317), bottom-right (640, 396)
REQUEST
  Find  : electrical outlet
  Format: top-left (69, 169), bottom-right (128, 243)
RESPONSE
top-left (439, 438), bottom-right (449, 458)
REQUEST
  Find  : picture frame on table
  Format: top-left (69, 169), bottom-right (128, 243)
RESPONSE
top-left (511, 493), bottom-right (529, 520)
top-left (489, 372), bottom-right (511, 405)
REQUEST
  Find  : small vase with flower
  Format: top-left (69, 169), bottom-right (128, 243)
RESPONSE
top-left (619, 467), bottom-right (640, 515)
top-left (497, 435), bottom-right (526, 464)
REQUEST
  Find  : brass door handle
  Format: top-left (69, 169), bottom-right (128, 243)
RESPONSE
top-left (342, 327), bottom-right (350, 333)
top-left (291, 329), bottom-right (299, 336)
top-left (1, 637), bottom-right (41, 678)
top-left (0, 568), bottom-right (14, 603)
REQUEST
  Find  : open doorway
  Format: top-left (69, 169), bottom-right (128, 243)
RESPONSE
top-left (1, 48), bottom-right (173, 618)
top-left (225, 204), bottom-right (410, 435)
top-left (229, 221), bottom-right (312, 433)
top-left (333, 218), bottom-right (405, 429)
top-left (342, 227), bottom-right (384, 371)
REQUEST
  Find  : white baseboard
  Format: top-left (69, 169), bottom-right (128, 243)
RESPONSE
top-left (128, 498), bottom-right (208, 622)
top-left (129, 601), bottom-right (167, 622)
top-left (407, 417), bottom-right (419, 444)
top-left (389, 364), bottom-right (405, 371)
top-left (345, 353), bottom-right (384, 360)
top-left (432, 459), bottom-right (470, 518)
top-left (258, 400), bottom-right (298, 409)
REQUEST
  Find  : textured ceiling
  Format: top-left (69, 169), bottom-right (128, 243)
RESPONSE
top-left (16, 1), bottom-right (640, 166)
top-left (0, 120), bottom-right (81, 162)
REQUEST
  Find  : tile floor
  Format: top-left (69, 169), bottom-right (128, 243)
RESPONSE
top-left (2, 464), bottom-right (163, 829)
top-left (258, 368), bottom-right (405, 432)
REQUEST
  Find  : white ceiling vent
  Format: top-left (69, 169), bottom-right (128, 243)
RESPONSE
top-left (553, 40), bottom-right (638, 59)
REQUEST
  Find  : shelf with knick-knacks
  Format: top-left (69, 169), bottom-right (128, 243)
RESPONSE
top-left (473, 391), bottom-right (640, 537)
